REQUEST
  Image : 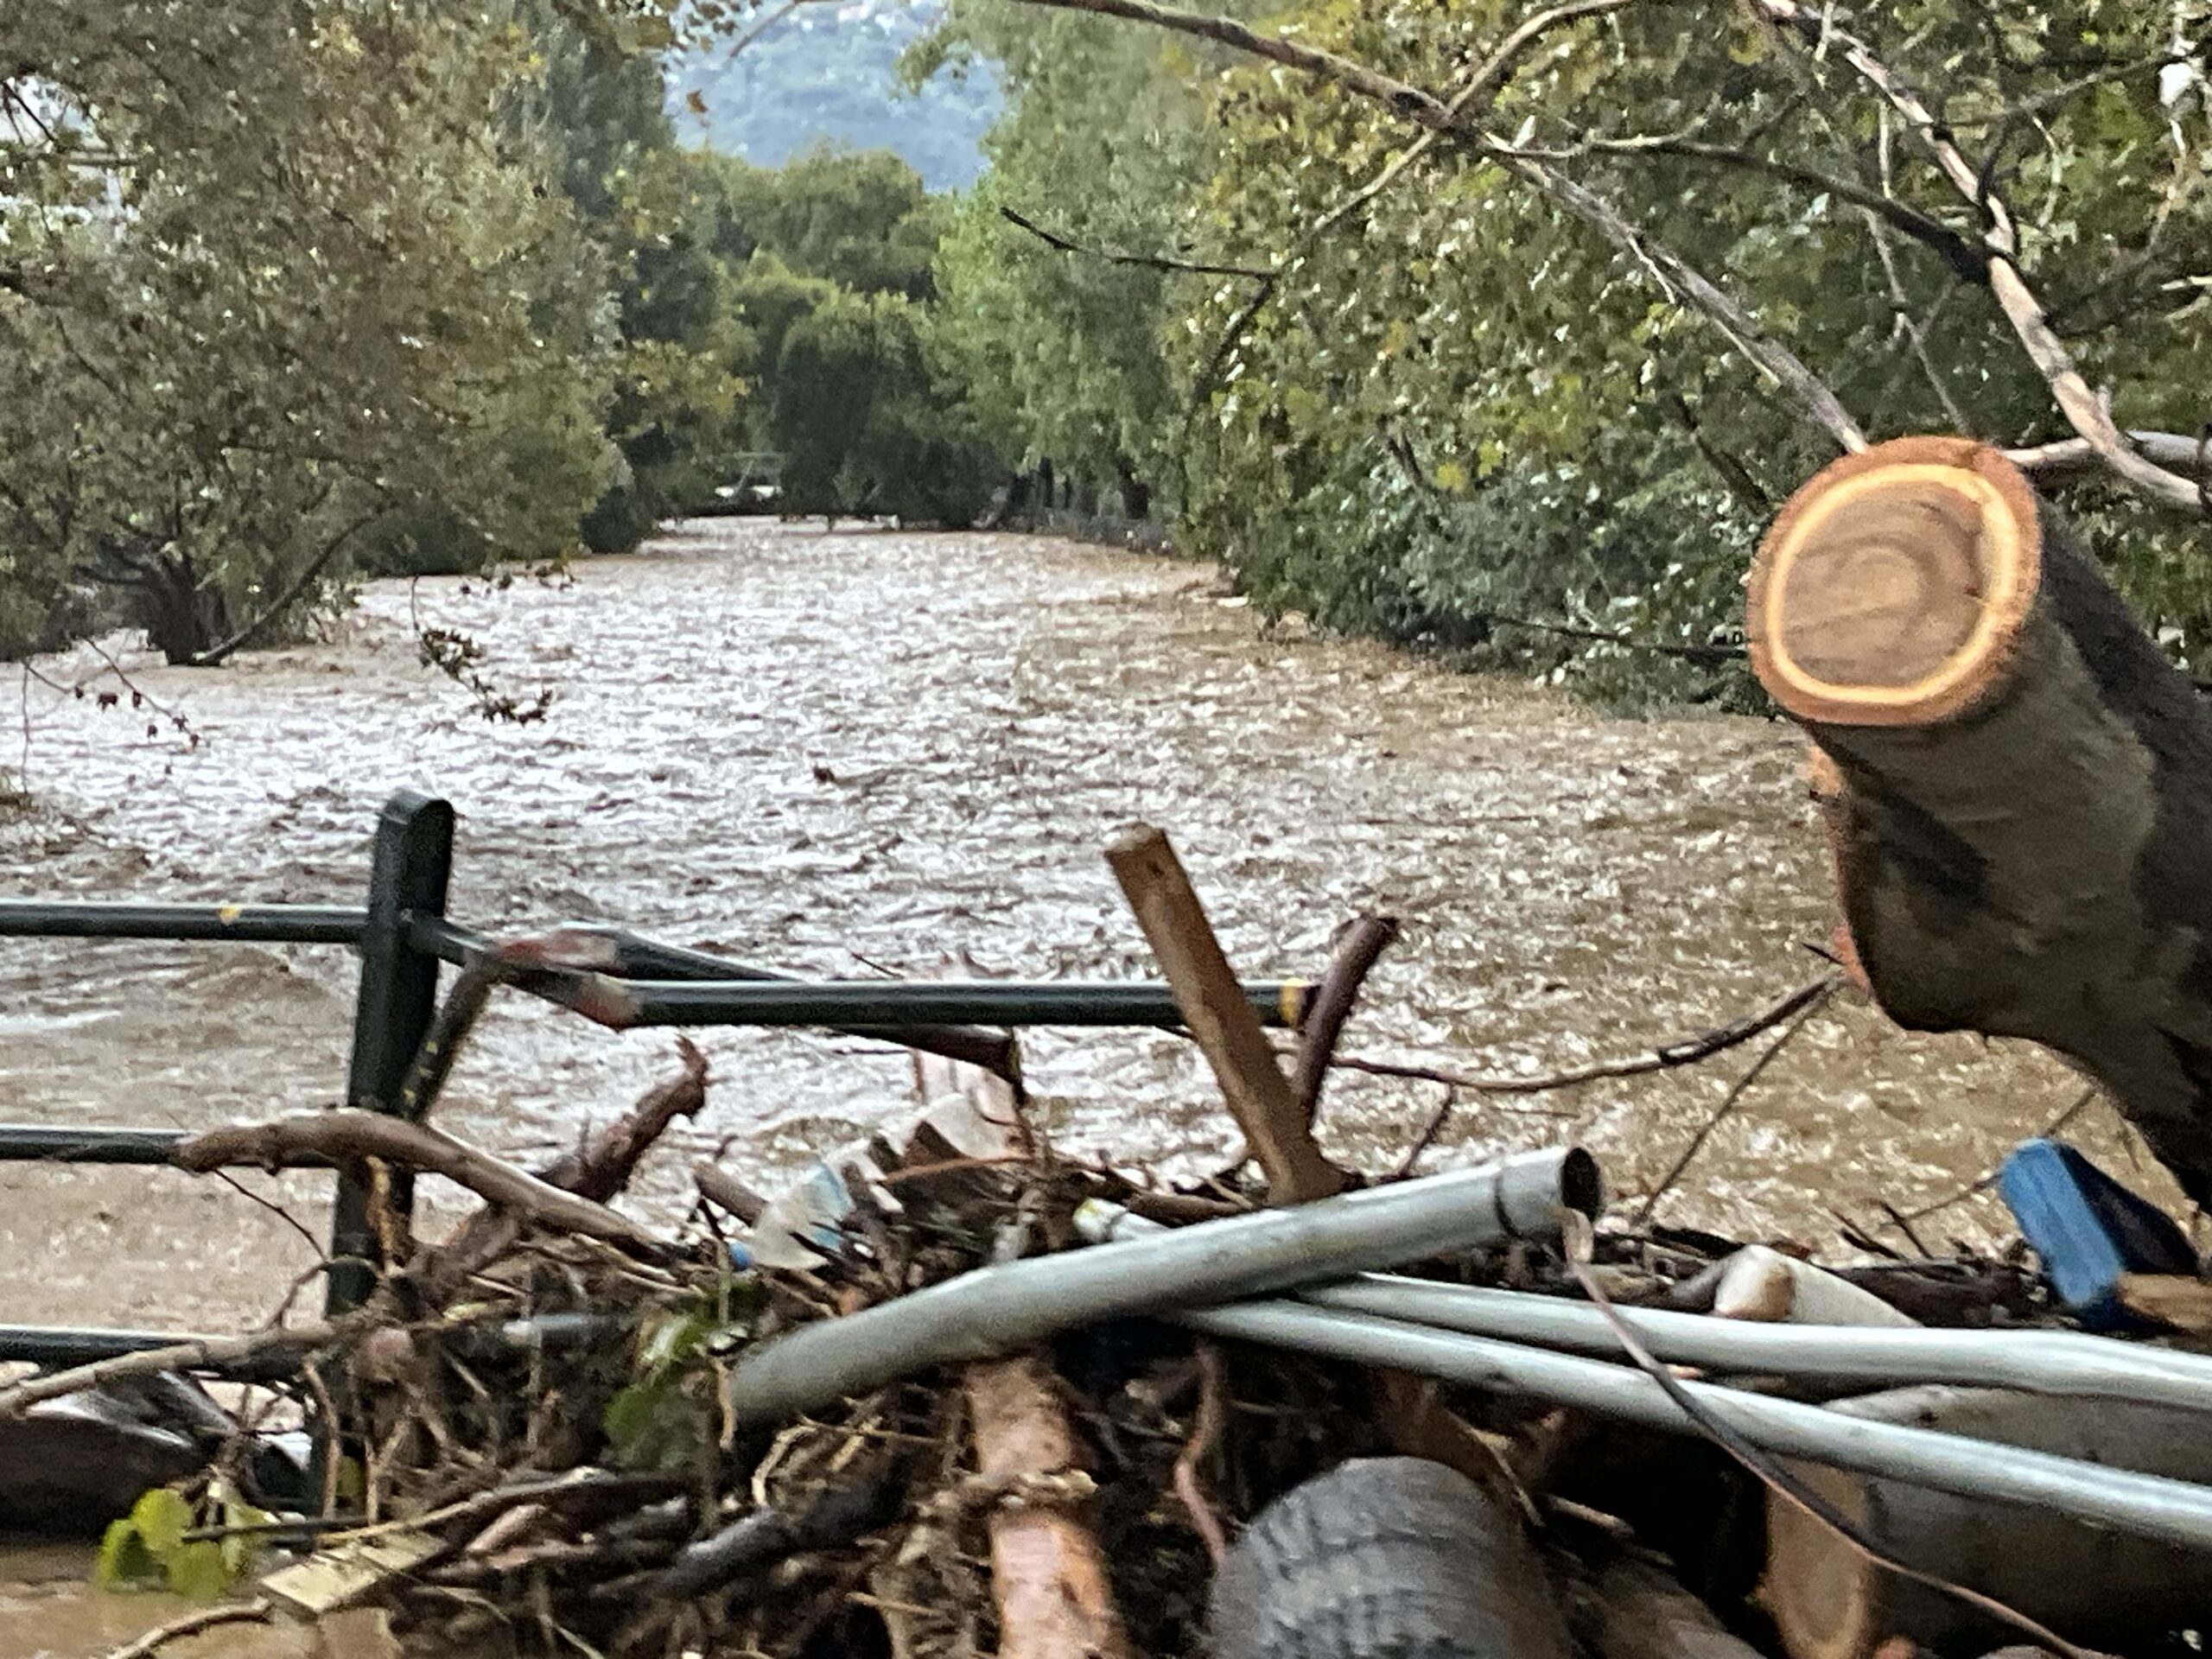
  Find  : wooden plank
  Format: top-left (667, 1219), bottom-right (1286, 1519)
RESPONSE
top-left (1105, 826), bottom-right (1344, 1202)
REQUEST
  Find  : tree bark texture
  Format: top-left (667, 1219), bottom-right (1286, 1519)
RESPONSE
top-left (1747, 435), bottom-right (2212, 1204)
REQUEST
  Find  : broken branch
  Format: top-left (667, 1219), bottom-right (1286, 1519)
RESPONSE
top-left (175, 1113), bottom-right (667, 1255)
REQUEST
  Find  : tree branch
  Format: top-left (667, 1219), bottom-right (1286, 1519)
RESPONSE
top-left (1020, 0), bottom-right (1869, 455)
top-left (175, 1113), bottom-right (668, 1255)
top-left (1750, 0), bottom-right (2204, 512)
top-left (1000, 207), bottom-right (1272, 280)
top-left (190, 504), bottom-right (390, 666)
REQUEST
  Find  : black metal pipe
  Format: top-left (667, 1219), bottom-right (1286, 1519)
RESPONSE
top-left (0, 1125), bottom-right (337, 1167)
top-left (620, 977), bottom-right (1300, 1029)
top-left (0, 901), bottom-right (366, 946)
top-left (0, 1314), bottom-right (613, 1375)
top-left (0, 1126), bottom-right (187, 1164)
top-left (0, 1325), bottom-right (304, 1377)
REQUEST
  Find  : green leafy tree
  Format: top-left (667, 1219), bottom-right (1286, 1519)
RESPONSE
top-left (1, 3), bottom-right (623, 663)
top-left (936, 0), bottom-right (2212, 702)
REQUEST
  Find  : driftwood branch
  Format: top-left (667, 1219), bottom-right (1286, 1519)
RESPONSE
top-left (175, 1113), bottom-right (666, 1255)
top-left (1290, 915), bottom-right (1401, 1125)
top-left (1106, 824), bottom-right (1345, 1201)
top-left (96, 1600), bottom-right (275, 1659)
top-left (413, 1040), bottom-right (709, 1302)
top-left (1751, 0), bottom-right (2203, 512)
top-left (965, 1356), bottom-right (1134, 1659)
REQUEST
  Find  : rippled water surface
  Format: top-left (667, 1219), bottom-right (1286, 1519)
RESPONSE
top-left (0, 520), bottom-right (2127, 1336)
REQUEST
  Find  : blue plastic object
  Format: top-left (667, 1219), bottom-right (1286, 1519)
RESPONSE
top-left (1997, 1138), bottom-right (2198, 1330)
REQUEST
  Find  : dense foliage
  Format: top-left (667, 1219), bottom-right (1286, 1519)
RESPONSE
top-left (930, 0), bottom-right (2212, 704)
top-left (0, 2), bottom-right (1007, 665)
top-left (11, 0), bottom-right (2207, 710)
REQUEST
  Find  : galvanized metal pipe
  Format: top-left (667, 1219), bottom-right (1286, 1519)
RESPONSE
top-left (1166, 1300), bottom-right (2212, 1552)
top-left (1080, 1205), bottom-right (2212, 1421)
top-left (723, 1147), bottom-right (1601, 1426)
top-left (0, 900), bottom-right (366, 946)
top-left (1300, 1276), bottom-right (2212, 1420)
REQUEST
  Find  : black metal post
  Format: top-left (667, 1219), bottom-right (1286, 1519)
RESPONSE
top-left (326, 791), bottom-right (454, 1313)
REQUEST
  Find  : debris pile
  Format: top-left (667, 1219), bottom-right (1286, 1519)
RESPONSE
top-left (8, 826), bottom-right (2212, 1659)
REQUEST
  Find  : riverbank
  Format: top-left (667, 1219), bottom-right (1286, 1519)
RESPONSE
top-left (0, 519), bottom-right (2135, 1344)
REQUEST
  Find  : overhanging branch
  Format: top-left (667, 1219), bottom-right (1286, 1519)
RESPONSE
top-left (1018, 0), bottom-right (1870, 455)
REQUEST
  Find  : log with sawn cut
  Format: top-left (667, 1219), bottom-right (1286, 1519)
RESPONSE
top-left (1746, 435), bottom-right (2212, 1204)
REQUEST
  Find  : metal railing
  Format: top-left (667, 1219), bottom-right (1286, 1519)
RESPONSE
top-left (0, 788), bottom-right (1306, 1371)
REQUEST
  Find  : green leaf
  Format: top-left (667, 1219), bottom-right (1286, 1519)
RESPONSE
top-left (130, 1488), bottom-right (193, 1557)
top-left (163, 1541), bottom-right (232, 1603)
top-left (95, 1517), bottom-right (159, 1589)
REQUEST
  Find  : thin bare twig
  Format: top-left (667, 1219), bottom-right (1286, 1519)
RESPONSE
top-left (1888, 1084), bottom-right (2102, 1230)
top-left (1172, 1342), bottom-right (1230, 1568)
top-left (1304, 975), bottom-right (1836, 1098)
top-left (96, 1600), bottom-right (275, 1659)
top-left (1392, 1084), bottom-right (1460, 1179)
top-left (1635, 980), bottom-right (1837, 1224)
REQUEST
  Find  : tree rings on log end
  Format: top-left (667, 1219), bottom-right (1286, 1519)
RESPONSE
top-left (1748, 437), bottom-right (2042, 727)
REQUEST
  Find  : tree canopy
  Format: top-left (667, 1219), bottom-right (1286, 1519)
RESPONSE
top-left (928, 0), bottom-right (2212, 702)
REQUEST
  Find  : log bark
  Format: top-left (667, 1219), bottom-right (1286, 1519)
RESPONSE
top-left (963, 1357), bottom-right (1133, 1659)
top-left (912, 1036), bottom-right (1132, 1659)
top-left (1748, 435), bottom-right (2212, 1205)
top-left (1567, 1555), bottom-right (1768, 1659)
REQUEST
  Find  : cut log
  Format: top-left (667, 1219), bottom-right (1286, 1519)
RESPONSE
top-left (964, 1356), bottom-right (1132, 1659)
top-left (1748, 435), bottom-right (2212, 1205)
top-left (1567, 1555), bottom-right (1768, 1659)
top-left (1759, 1387), bottom-right (2212, 1659)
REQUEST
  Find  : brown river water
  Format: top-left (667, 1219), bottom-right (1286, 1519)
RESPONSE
top-left (0, 518), bottom-right (2143, 1655)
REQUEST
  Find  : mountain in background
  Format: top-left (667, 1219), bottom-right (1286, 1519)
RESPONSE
top-left (667, 1), bottom-right (1001, 191)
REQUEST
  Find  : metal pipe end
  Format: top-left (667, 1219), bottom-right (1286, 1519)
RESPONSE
top-left (1497, 1147), bottom-right (1605, 1239)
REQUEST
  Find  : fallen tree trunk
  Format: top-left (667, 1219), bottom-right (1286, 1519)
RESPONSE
top-left (1747, 435), bottom-right (2212, 1202)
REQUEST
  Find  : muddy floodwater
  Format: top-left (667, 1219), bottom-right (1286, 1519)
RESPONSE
top-left (0, 518), bottom-right (2157, 1653)
top-left (0, 518), bottom-right (2135, 1351)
